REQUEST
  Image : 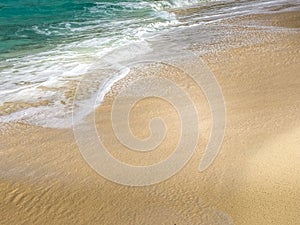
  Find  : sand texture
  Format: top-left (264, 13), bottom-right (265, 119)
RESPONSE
top-left (1, 10), bottom-right (300, 225)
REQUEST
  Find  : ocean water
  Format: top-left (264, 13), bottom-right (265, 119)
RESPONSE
top-left (0, 0), bottom-right (294, 127)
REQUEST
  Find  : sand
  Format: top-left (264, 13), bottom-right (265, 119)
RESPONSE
top-left (1, 10), bottom-right (300, 225)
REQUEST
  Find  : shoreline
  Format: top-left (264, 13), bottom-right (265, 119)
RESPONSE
top-left (1, 9), bottom-right (300, 225)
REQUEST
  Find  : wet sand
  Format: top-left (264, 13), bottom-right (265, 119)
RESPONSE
top-left (1, 10), bottom-right (300, 225)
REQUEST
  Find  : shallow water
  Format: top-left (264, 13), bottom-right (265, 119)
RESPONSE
top-left (0, 0), bottom-right (298, 127)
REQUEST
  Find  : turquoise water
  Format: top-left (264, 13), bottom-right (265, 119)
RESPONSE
top-left (0, 0), bottom-right (177, 58)
top-left (2, 0), bottom-right (283, 60)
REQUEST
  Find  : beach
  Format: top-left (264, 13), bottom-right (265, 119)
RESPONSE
top-left (1, 4), bottom-right (300, 225)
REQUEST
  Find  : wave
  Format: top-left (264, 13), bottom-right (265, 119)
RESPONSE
top-left (0, 0), bottom-right (292, 128)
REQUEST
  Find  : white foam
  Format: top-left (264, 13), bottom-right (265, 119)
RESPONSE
top-left (96, 67), bottom-right (130, 105)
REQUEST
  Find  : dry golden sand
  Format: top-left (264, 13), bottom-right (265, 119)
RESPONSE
top-left (1, 11), bottom-right (300, 224)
